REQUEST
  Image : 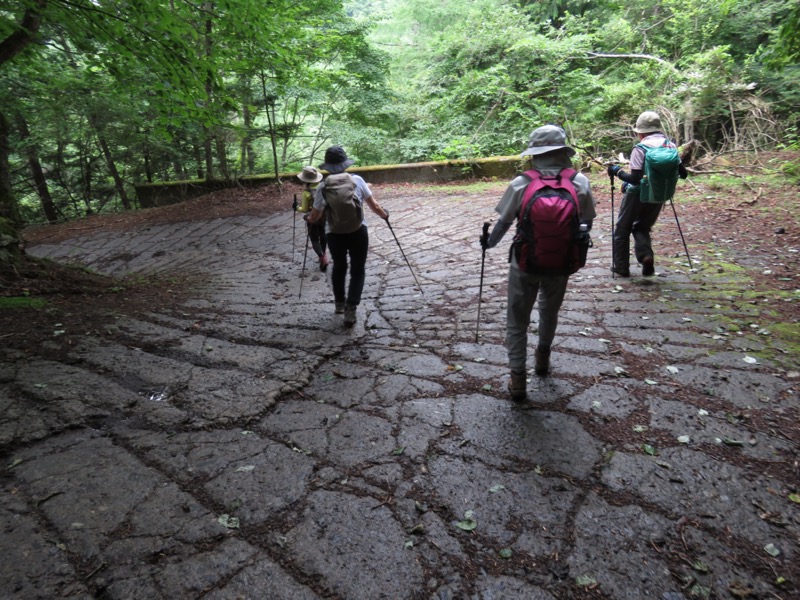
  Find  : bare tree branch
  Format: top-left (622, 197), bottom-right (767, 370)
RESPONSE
top-left (586, 51), bottom-right (677, 70)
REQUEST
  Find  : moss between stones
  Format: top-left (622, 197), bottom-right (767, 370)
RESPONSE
top-left (0, 296), bottom-right (47, 308)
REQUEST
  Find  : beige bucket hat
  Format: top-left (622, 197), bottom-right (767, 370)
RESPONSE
top-left (297, 166), bottom-right (323, 184)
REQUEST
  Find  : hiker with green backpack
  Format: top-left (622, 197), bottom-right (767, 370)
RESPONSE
top-left (305, 145), bottom-right (389, 327)
top-left (607, 111), bottom-right (688, 277)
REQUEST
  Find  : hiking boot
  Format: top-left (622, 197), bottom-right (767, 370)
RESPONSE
top-left (343, 304), bottom-right (357, 327)
top-left (508, 371), bottom-right (527, 402)
top-left (641, 255), bottom-right (655, 276)
top-left (335, 301), bottom-right (346, 314)
top-left (534, 346), bottom-right (551, 376)
top-left (319, 254), bottom-right (329, 272)
top-left (611, 267), bottom-right (630, 277)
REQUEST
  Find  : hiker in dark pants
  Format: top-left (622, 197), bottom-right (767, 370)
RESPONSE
top-left (608, 111), bottom-right (688, 277)
top-left (306, 146), bottom-right (388, 327)
top-left (481, 125), bottom-right (596, 401)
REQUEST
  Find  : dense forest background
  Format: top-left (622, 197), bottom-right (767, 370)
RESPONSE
top-left (1, 0), bottom-right (798, 241)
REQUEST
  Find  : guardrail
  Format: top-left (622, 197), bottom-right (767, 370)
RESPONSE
top-left (134, 156), bottom-right (524, 208)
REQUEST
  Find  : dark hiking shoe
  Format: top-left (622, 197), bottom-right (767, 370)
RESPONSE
top-left (335, 301), bottom-right (345, 314)
top-left (508, 371), bottom-right (527, 402)
top-left (641, 255), bottom-right (655, 276)
top-left (343, 304), bottom-right (357, 327)
top-left (534, 346), bottom-right (551, 376)
top-left (611, 267), bottom-right (630, 277)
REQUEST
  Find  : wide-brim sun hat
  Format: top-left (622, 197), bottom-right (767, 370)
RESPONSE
top-left (521, 125), bottom-right (576, 157)
top-left (319, 145), bottom-right (355, 173)
top-left (633, 111), bottom-right (663, 134)
top-left (297, 166), bottom-right (323, 183)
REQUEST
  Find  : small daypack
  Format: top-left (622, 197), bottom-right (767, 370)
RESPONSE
top-left (323, 173), bottom-right (363, 234)
top-left (636, 141), bottom-right (680, 204)
top-left (511, 168), bottom-right (589, 276)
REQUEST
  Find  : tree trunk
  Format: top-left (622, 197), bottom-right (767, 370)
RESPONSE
top-left (240, 103), bottom-right (255, 174)
top-left (0, 0), bottom-right (45, 67)
top-left (97, 135), bottom-right (132, 209)
top-left (193, 142), bottom-right (204, 179)
top-left (143, 146), bottom-right (153, 183)
top-left (215, 130), bottom-right (230, 180)
top-left (259, 70), bottom-right (281, 181)
top-left (0, 110), bottom-right (22, 265)
top-left (79, 147), bottom-right (94, 216)
top-left (203, 5), bottom-right (214, 181)
top-left (0, 0), bottom-right (46, 266)
top-left (16, 113), bottom-right (59, 222)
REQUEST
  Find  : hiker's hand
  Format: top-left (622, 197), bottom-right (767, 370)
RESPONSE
top-left (480, 221), bottom-right (490, 250)
top-left (607, 164), bottom-right (621, 178)
top-left (621, 182), bottom-right (630, 193)
top-left (383, 209), bottom-right (390, 221)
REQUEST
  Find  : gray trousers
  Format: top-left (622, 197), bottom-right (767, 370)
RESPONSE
top-left (613, 189), bottom-right (663, 271)
top-left (506, 266), bottom-right (569, 373)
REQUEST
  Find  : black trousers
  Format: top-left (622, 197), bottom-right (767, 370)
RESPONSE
top-left (326, 225), bottom-right (369, 306)
top-left (613, 189), bottom-right (663, 271)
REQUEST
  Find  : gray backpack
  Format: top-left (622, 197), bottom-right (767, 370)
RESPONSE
top-left (323, 173), bottom-right (363, 234)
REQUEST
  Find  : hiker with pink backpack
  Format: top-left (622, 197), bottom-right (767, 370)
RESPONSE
top-left (480, 125), bottom-right (596, 402)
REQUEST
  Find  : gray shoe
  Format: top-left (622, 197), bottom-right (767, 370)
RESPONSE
top-left (335, 302), bottom-right (345, 314)
top-left (343, 304), bottom-right (357, 327)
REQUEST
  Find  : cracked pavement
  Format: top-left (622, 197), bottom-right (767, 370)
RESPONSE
top-left (4, 184), bottom-right (799, 599)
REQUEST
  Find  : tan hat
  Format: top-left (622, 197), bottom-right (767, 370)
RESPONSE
top-left (521, 125), bottom-right (576, 157)
top-left (297, 166), bottom-right (323, 183)
top-left (633, 111), bottom-right (663, 134)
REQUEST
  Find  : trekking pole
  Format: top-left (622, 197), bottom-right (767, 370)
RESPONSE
top-left (298, 222), bottom-right (310, 299)
top-left (476, 222), bottom-right (490, 343)
top-left (385, 214), bottom-right (424, 294)
top-left (669, 197), bottom-right (693, 270)
top-left (292, 194), bottom-right (298, 263)
top-left (609, 173), bottom-right (616, 279)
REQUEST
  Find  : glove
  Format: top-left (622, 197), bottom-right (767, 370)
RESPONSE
top-left (607, 164), bottom-right (622, 178)
top-left (621, 182), bottom-right (630, 193)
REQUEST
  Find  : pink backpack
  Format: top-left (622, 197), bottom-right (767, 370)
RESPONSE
top-left (511, 168), bottom-right (587, 275)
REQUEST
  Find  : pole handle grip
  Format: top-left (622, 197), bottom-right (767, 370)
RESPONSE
top-left (482, 222), bottom-right (490, 235)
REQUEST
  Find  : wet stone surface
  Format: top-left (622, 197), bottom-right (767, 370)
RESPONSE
top-left (4, 185), bottom-right (799, 599)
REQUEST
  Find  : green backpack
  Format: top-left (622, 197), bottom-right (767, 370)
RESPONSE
top-left (636, 141), bottom-right (680, 204)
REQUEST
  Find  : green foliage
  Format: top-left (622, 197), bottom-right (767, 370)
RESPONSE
top-left (1, 0), bottom-right (387, 227)
top-left (759, 0), bottom-right (800, 70)
top-left (1, 0), bottom-right (799, 233)
top-left (777, 156), bottom-right (800, 185)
